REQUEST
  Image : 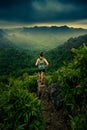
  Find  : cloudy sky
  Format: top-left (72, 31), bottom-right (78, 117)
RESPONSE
top-left (0, 0), bottom-right (87, 28)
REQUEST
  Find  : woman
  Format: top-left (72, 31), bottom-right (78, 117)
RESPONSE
top-left (35, 51), bottom-right (49, 84)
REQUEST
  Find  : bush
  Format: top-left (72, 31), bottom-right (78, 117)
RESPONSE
top-left (0, 82), bottom-right (45, 130)
top-left (8, 73), bottom-right (38, 93)
top-left (53, 45), bottom-right (87, 129)
top-left (69, 114), bottom-right (87, 130)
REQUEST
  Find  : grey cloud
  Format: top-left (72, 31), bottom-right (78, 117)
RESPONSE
top-left (0, 0), bottom-right (31, 7)
top-left (0, 0), bottom-right (87, 24)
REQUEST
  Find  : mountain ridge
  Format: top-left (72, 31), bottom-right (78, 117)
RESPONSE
top-left (5, 25), bottom-right (86, 34)
top-left (1, 25), bottom-right (87, 51)
top-left (46, 34), bottom-right (87, 70)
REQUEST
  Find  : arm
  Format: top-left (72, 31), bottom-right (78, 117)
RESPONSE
top-left (35, 58), bottom-right (39, 66)
top-left (44, 58), bottom-right (49, 66)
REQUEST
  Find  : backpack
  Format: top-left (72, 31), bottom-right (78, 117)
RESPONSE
top-left (38, 58), bottom-right (45, 70)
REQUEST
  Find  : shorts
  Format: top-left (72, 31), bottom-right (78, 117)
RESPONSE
top-left (38, 69), bottom-right (45, 72)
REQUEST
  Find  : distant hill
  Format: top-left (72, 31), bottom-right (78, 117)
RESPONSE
top-left (46, 34), bottom-right (87, 71)
top-left (0, 30), bottom-right (33, 76)
top-left (21, 25), bottom-right (87, 34)
top-left (0, 29), bottom-right (14, 49)
top-left (3, 25), bottom-right (87, 51)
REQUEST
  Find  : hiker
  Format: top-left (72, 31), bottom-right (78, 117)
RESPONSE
top-left (35, 51), bottom-right (49, 84)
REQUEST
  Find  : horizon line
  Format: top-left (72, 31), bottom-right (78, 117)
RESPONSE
top-left (0, 19), bottom-right (87, 29)
top-left (0, 24), bottom-right (87, 30)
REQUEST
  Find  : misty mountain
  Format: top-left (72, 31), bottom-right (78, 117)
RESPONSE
top-left (0, 29), bottom-right (15, 49)
top-left (0, 30), bottom-right (33, 76)
top-left (21, 25), bottom-right (87, 34)
top-left (4, 26), bottom-right (87, 51)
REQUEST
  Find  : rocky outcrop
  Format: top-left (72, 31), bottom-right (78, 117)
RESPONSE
top-left (48, 83), bottom-right (63, 110)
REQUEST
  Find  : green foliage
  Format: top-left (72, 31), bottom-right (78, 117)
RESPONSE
top-left (45, 74), bottom-right (53, 85)
top-left (0, 45), bottom-right (33, 76)
top-left (69, 114), bottom-right (87, 130)
top-left (52, 44), bottom-right (87, 130)
top-left (0, 75), bottom-right (9, 93)
top-left (0, 77), bottom-right (44, 130)
top-left (7, 73), bottom-right (37, 93)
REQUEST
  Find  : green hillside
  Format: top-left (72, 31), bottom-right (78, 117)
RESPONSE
top-left (46, 34), bottom-right (87, 71)
top-left (0, 31), bottom-right (34, 76)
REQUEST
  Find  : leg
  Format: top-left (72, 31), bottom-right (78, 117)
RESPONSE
top-left (38, 72), bottom-right (41, 82)
top-left (41, 72), bottom-right (44, 84)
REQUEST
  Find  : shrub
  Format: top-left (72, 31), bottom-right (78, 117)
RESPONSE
top-left (69, 114), bottom-right (87, 130)
top-left (53, 45), bottom-right (87, 129)
top-left (0, 85), bottom-right (45, 130)
top-left (8, 73), bottom-right (38, 93)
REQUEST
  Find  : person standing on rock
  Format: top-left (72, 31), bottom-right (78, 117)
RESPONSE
top-left (35, 51), bottom-right (49, 84)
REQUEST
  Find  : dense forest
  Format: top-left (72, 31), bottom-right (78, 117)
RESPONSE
top-left (0, 31), bottom-right (87, 76)
top-left (0, 32), bottom-right (87, 129)
top-left (46, 34), bottom-right (87, 71)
